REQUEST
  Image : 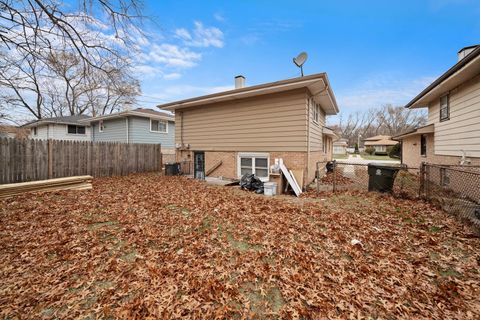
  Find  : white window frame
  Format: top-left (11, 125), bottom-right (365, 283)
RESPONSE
top-left (32, 127), bottom-right (37, 136)
top-left (66, 125), bottom-right (86, 135)
top-left (237, 153), bottom-right (270, 182)
top-left (309, 97), bottom-right (320, 125)
top-left (440, 94), bottom-right (450, 122)
top-left (420, 134), bottom-right (427, 157)
top-left (99, 120), bottom-right (104, 133)
top-left (150, 119), bottom-right (168, 133)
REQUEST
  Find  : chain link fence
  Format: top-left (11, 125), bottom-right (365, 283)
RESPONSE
top-left (316, 160), bottom-right (420, 199)
top-left (315, 160), bottom-right (480, 234)
top-left (422, 163), bottom-right (480, 233)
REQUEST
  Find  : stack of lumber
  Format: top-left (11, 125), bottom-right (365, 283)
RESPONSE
top-left (0, 176), bottom-right (93, 199)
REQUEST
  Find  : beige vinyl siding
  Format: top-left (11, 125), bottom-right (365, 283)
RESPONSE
top-left (308, 96), bottom-right (326, 152)
top-left (176, 89), bottom-right (308, 152)
top-left (428, 74), bottom-right (480, 157)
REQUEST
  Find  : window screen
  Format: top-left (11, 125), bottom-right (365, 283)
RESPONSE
top-left (420, 134), bottom-right (427, 156)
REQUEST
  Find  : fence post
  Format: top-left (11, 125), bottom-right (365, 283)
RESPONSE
top-left (316, 161), bottom-right (319, 194)
top-left (419, 162), bottom-right (425, 198)
top-left (47, 139), bottom-right (53, 179)
top-left (333, 160), bottom-right (337, 193)
top-left (424, 163), bottom-right (430, 200)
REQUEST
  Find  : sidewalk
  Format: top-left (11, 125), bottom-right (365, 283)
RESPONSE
top-left (335, 154), bottom-right (400, 165)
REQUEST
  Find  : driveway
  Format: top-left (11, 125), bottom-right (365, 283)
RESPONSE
top-left (335, 154), bottom-right (400, 165)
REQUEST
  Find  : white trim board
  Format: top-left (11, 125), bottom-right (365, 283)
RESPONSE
top-left (279, 162), bottom-right (302, 197)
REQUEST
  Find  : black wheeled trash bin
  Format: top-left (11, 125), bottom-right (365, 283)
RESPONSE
top-left (367, 164), bottom-right (400, 193)
top-left (165, 163), bottom-right (180, 176)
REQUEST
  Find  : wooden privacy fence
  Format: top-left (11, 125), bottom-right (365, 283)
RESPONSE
top-left (0, 138), bottom-right (162, 184)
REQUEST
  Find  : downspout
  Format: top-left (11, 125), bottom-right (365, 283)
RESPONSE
top-left (306, 94), bottom-right (310, 191)
top-left (180, 111), bottom-right (184, 146)
top-left (125, 117), bottom-right (129, 143)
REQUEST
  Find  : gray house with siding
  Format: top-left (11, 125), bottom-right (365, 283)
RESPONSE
top-left (79, 108), bottom-right (175, 158)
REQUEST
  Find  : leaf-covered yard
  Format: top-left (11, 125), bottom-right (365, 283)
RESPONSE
top-left (1, 173), bottom-right (479, 319)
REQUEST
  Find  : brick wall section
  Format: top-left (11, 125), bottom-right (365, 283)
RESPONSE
top-left (175, 149), bottom-right (329, 188)
top-left (402, 133), bottom-right (480, 168)
top-left (202, 151), bottom-right (309, 182)
top-left (205, 151), bottom-right (237, 178)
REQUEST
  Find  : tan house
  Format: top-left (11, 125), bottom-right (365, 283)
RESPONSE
top-left (157, 73), bottom-right (339, 188)
top-left (363, 135), bottom-right (398, 154)
top-left (394, 45), bottom-right (480, 167)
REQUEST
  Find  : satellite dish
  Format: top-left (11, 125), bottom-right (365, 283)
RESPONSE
top-left (293, 52), bottom-right (308, 76)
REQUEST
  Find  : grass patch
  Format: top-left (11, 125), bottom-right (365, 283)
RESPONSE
top-left (165, 204), bottom-right (191, 218)
top-left (87, 221), bottom-right (119, 230)
top-left (240, 282), bottom-right (285, 314)
top-left (333, 153), bottom-right (348, 159)
top-left (226, 232), bottom-right (263, 252)
top-left (119, 250), bottom-right (137, 263)
top-left (429, 226), bottom-right (442, 233)
top-left (360, 154), bottom-right (399, 161)
top-left (439, 268), bottom-right (462, 278)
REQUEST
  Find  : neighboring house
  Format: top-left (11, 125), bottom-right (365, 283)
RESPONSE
top-left (333, 138), bottom-right (348, 155)
top-left (0, 125), bottom-right (29, 139)
top-left (157, 73), bottom-right (339, 187)
top-left (79, 108), bottom-right (176, 157)
top-left (22, 115), bottom-right (92, 141)
top-left (394, 45), bottom-right (480, 167)
top-left (363, 135), bottom-right (398, 154)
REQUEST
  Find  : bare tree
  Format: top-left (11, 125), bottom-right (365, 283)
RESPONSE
top-left (0, 0), bottom-right (144, 121)
top-left (376, 104), bottom-right (427, 136)
top-left (0, 0), bottom-right (143, 71)
top-left (337, 109), bottom-right (378, 146)
top-left (334, 105), bottom-right (427, 146)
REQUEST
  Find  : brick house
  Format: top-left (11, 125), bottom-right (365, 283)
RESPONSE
top-left (363, 135), bottom-right (398, 154)
top-left (394, 45), bottom-right (480, 167)
top-left (157, 73), bottom-right (339, 188)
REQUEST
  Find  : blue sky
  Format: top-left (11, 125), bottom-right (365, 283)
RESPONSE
top-left (133, 0), bottom-right (480, 124)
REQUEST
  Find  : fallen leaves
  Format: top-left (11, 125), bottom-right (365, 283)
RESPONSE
top-left (0, 173), bottom-right (479, 319)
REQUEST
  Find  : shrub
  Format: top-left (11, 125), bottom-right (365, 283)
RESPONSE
top-left (365, 146), bottom-right (375, 155)
top-left (388, 143), bottom-right (401, 158)
top-left (354, 143), bottom-right (359, 154)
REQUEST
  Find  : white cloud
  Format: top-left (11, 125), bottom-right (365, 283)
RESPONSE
top-left (131, 20), bottom-right (225, 82)
top-left (163, 72), bottom-right (182, 80)
top-left (174, 28), bottom-right (192, 41)
top-left (214, 13), bottom-right (225, 22)
top-left (132, 65), bottom-right (159, 76)
top-left (147, 43), bottom-right (201, 68)
top-left (175, 21), bottom-right (224, 48)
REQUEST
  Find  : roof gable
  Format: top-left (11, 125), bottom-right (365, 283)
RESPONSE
top-left (79, 108), bottom-right (174, 123)
top-left (405, 45), bottom-right (480, 109)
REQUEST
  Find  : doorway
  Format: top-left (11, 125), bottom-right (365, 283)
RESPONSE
top-left (194, 151), bottom-right (205, 180)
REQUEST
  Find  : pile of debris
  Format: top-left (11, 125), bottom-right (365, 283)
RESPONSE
top-left (320, 172), bottom-right (353, 185)
top-left (0, 176), bottom-right (93, 199)
top-left (240, 174), bottom-right (264, 194)
top-left (239, 158), bottom-right (303, 197)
